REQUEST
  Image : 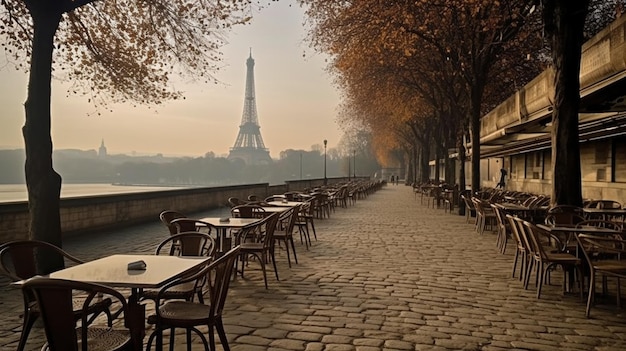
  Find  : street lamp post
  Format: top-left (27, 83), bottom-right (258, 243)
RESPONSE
top-left (323, 139), bottom-right (328, 185)
top-left (300, 152), bottom-right (303, 180)
top-left (348, 155), bottom-right (351, 181)
top-left (353, 150), bottom-right (356, 179)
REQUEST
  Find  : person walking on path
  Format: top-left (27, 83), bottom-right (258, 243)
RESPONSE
top-left (496, 168), bottom-right (507, 189)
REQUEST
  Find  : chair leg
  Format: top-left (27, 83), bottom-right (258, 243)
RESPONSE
top-left (254, 252), bottom-right (268, 289)
top-left (283, 239), bottom-right (292, 268)
top-left (586, 271), bottom-right (596, 317)
top-left (17, 311), bottom-right (37, 351)
top-left (208, 325), bottom-right (217, 351)
top-left (301, 224), bottom-right (311, 248)
top-left (145, 326), bottom-right (159, 351)
top-left (289, 237), bottom-right (298, 264)
top-left (512, 250), bottom-right (519, 278)
top-left (191, 326), bottom-right (210, 351)
top-left (186, 327), bottom-right (192, 351)
top-left (520, 254), bottom-right (527, 283)
top-left (537, 265), bottom-right (545, 299)
top-left (615, 277), bottom-right (622, 308)
top-left (215, 319), bottom-right (231, 351)
top-left (524, 259), bottom-right (534, 290)
top-left (269, 250), bottom-right (279, 282)
top-left (299, 225), bottom-right (310, 250)
top-left (169, 327), bottom-right (176, 351)
top-left (308, 218), bottom-right (317, 241)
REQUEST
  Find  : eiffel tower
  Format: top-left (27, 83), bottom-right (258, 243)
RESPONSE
top-left (228, 51), bottom-right (272, 165)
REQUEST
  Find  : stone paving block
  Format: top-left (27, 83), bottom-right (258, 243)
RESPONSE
top-left (382, 339), bottom-right (414, 350)
top-left (269, 338), bottom-right (306, 350)
top-left (321, 334), bottom-right (354, 344)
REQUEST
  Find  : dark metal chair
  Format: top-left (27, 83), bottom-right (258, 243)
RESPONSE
top-left (159, 210), bottom-right (188, 235)
top-left (273, 205), bottom-right (299, 268)
top-left (22, 276), bottom-right (136, 351)
top-left (0, 240), bottom-right (114, 351)
top-left (146, 246), bottom-right (241, 351)
top-left (234, 213), bottom-right (280, 289)
top-left (140, 232), bottom-right (216, 305)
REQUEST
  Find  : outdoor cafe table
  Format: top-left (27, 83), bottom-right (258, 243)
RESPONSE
top-left (48, 254), bottom-right (212, 351)
top-left (259, 206), bottom-right (291, 217)
top-left (232, 206), bottom-right (288, 217)
top-left (536, 224), bottom-right (624, 292)
top-left (536, 223), bottom-right (622, 252)
top-left (199, 217), bottom-right (262, 252)
top-left (267, 201), bottom-right (305, 207)
top-left (582, 207), bottom-right (626, 221)
top-left (494, 202), bottom-right (548, 220)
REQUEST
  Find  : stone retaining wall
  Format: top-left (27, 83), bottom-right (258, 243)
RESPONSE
top-left (0, 177), bottom-right (353, 242)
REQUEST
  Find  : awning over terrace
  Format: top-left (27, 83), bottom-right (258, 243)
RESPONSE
top-left (475, 14), bottom-right (626, 158)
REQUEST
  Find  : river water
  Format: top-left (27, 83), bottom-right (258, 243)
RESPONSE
top-left (0, 183), bottom-right (189, 203)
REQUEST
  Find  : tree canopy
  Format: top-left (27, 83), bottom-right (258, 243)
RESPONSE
top-left (299, 0), bottom-right (543, 189)
top-left (2, 0), bottom-right (253, 105)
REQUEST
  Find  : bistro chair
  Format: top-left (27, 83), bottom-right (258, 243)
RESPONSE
top-left (460, 192), bottom-right (477, 225)
top-left (159, 210), bottom-right (188, 235)
top-left (146, 246), bottom-right (240, 351)
top-left (520, 220), bottom-right (583, 299)
top-left (273, 205), bottom-right (299, 268)
top-left (264, 195), bottom-right (286, 203)
top-left (170, 218), bottom-right (215, 235)
top-left (231, 204), bottom-right (266, 219)
top-left (283, 191), bottom-right (303, 202)
top-left (234, 213), bottom-right (280, 289)
top-left (472, 197), bottom-right (497, 235)
top-left (227, 197), bottom-right (246, 208)
top-left (506, 214), bottom-right (529, 283)
top-left (22, 277), bottom-right (136, 351)
top-left (0, 240), bottom-right (114, 351)
top-left (140, 232), bottom-right (216, 305)
top-left (491, 204), bottom-right (510, 254)
top-left (295, 201), bottom-right (315, 248)
top-left (427, 187), bottom-right (445, 209)
top-left (576, 233), bottom-right (626, 317)
top-left (310, 192), bottom-right (331, 219)
top-left (544, 205), bottom-right (585, 226)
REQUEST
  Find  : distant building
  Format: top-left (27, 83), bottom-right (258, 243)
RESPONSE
top-left (228, 50), bottom-right (272, 165)
top-left (98, 139), bottom-right (107, 157)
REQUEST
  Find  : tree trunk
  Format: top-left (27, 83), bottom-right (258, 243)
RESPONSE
top-left (420, 141), bottom-right (431, 182)
top-left (545, 0), bottom-right (589, 207)
top-left (469, 86), bottom-right (482, 193)
top-left (434, 147), bottom-right (441, 182)
top-left (458, 142), bottom-right (467, 216)
top-left (23, 6), bottom-right (64, 271)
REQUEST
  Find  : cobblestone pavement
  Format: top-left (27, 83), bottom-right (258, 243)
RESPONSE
top-left (2, 185), bottom-right (626, 350)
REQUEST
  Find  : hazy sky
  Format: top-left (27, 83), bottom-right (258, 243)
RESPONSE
top-left (0, 1), bottom-right (342, 158)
